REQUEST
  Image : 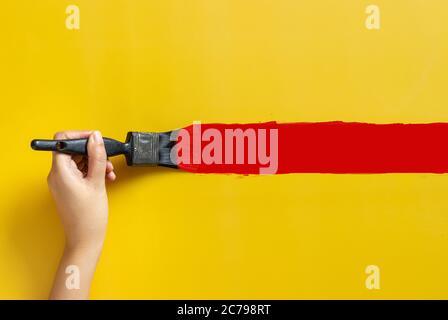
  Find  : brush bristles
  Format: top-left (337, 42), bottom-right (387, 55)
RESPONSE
top-left (158, 131), bottom-right (177, 168)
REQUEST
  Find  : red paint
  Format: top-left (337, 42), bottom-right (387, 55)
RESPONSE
top-left (176, 122), bottom-right (448, 174)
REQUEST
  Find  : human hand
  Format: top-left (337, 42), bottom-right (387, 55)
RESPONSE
top-left (47, 130), bottom-right (116, 250)
top-left (48, 130), bottom-right (116, 299)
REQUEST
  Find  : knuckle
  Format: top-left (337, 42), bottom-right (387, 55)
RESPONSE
top-left (96, 155), bottom-right (107, 164)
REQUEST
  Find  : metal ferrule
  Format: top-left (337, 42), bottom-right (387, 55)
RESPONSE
top-left (129, 132), bottom-right (159, 166)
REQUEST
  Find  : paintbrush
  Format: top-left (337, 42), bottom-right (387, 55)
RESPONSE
top-left (31, 131), bottom-right (177, 168)
top-left (32, 122), bottom-right (448, 174)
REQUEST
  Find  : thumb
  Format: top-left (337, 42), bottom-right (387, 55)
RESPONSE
top-left (87, 131), bottom-right (107, 184)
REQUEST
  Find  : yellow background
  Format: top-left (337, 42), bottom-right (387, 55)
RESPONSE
top-left (1, 0), bottom-right (448, 299)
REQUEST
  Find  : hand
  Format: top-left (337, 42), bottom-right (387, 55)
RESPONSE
top-left (48, 130), bottom-right (115, 249)
top-left (47, 130), bottom-right (116, 299)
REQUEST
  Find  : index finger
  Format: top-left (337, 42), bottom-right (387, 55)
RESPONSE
top-left (53, 130), bottom-right (93, 140)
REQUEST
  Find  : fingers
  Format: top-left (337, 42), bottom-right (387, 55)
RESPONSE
top-left (75, 158), bottom-right (116, 180)
top-left (52, 131), bottom-right (93, 171)
top-left (51, 130), bottom-right (117, 183)
top-left (106, 160), bottom-right (114, 174)
top-left (53, 131), bottom-right (93, 140)
top-left (106, 161), bottom-right (116, 181)
top-left (75, 157), bottom-right (112, 171)
top-left (106, 171), bottom-right (116, 182)
top-left (87, 131), bottom-right (107, 185)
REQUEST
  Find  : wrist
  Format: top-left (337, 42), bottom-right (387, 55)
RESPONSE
top-left (65, 236), bottom-right (105, 256)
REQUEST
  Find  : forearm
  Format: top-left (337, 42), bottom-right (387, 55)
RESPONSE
top-left (49, 242), bottom-right (103, 300)
top-left (47, 131), bottom-right (111, 300)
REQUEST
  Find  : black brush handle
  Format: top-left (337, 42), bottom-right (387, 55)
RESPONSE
top-left (31, 138), bottom-right (129, 157)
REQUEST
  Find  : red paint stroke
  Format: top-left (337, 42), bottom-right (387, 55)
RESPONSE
top-left (177, 121), bottom-right (448, 174)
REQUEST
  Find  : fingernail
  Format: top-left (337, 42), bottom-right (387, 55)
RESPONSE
top-left (93, 131), bottom-right (102, 143)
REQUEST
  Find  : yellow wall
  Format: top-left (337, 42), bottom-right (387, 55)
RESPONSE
top-left (1, 1), bottom-right (448, 299)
